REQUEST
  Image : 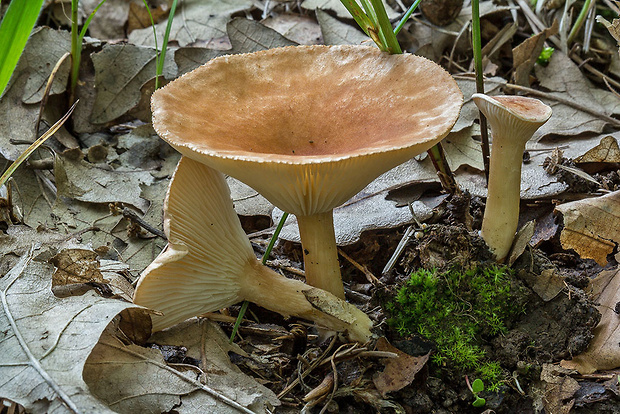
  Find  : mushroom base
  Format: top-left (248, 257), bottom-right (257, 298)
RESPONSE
top-left (240, 260), bottom-right (373, 343)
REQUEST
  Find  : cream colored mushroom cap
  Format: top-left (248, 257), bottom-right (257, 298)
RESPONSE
top-left (472, 94), bottom-right (552, 141)
top-left (152, 45), bottom-right (463, 216)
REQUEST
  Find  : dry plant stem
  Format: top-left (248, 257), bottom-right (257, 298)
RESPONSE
top-left (297, 211), bottom-right (345, 299)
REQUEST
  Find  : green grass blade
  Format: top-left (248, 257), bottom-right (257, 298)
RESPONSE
top-left (370, 0), bottom-right (401, 53)
top-left (394, 0), bottom-right (422, 35)
top-left (79, 0), bottom-right (108, 41)
top-left (0, 101), bottom-right (78, 189)
top-left (0, 0), bottom-right (45, 97)
top-left (156, 0), bottom-right (178, 89)
top-left (230, 212), bottom-right (290, 343)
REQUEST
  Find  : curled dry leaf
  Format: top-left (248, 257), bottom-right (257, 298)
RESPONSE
top-left (84, 319), bottom-right (279, 413)
top-left (0, 249), bottom-right (145, 413)
top-left (555, 190), bottom-right (620, 265)
top-left (372, 337), bottom-right (430, 398)
top-left (574, 135), bottom-right (620, 164)
top-left (561, 268), bottom-right (620, 374)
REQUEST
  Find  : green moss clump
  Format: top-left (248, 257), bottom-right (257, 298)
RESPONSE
top-left (386, 265), bottom-right (526, 390)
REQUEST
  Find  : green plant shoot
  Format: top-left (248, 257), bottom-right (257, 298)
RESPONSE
top-left (0, 0), bottom-right (45, 98)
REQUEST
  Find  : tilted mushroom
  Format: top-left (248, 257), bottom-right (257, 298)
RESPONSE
top-left (151, 45), bottom-right (463, 299)
top-left (472, 94), bottom-right (552, 262)
top-left (133, 157), bottom-right (373, 342)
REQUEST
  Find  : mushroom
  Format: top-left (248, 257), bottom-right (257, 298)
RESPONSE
top-left (151, 45), bottom-right (463, 299)
top-left (133, 157), bottom-right (373, 342)
top-left (472, 94), bottom-right (552, 262)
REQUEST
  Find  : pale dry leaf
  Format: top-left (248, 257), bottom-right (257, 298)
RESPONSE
top-left (90, 43), bottom-right (176, 124)
top-left (84, 319), bottom-right (278, 413)
top-left (535, 51), bottom-right (620, 140)
top-left (574, 135), bottom-right (620, 164)
top-left (0, 74), bottom-right (39, 161)
top-left (10, 27), bottom-right (71, 104)
top-left (555, 190), bottom-right (620, 265)
top-left (262, 13), bottom-right (322, 45)
top-left (82, 0), bottom-right (131, 40)
top-left (443, 125), bottom-right (484, 171)
top-left (227, 17), bottom-right (297, 53)
top-left (316, 9), bottom-right (369, 46)
top-left (560, 268), bottom-right (620, 373)
top-left (54, 154), bottom-right (153, 213)
top-left (128, 0), bottom-right (253, 47)
top-left (301, 0), bottom-right (397, 19)
top-left (512, 20), bottom-right (558, 86)
top-left (0, 249), bottom-right (144, 414)
top-left (273, 158), bottom-right (439, 245)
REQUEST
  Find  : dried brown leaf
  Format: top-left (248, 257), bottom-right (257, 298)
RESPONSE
top-left (373, 337), bottom-right (429, 397)
top-left (555, 191), bottom-right (620, 265)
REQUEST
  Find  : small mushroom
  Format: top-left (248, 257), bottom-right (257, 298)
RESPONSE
top-left (151, 45), bottom-right (463, 298)
top-left (472, 94), bottom-right (552, 262)
top-left (133, 157), bottom-right (373, 342)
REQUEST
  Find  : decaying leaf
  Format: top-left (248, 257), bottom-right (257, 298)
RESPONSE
top-left (262, 13), bottom-right (321, 45)
top-left (535, 51), bottom-right (620, 140)
top-left (512, 20), bottom-right (558, 86)
top-left (574, 135), bottom-right (620, 164)
top-left (533, 364), bottom-right (579, 414)
top-left (555, 190), bottom-right (620, 265)
top-left (273, 158), bottom-right (440, 245)
top-left (227, 17), bottom-right (297, 53)
top-left (373, 337), bottom-right (429, 397)
top-left (128, 0), bottom-right (253, 47)
top-left (443, 125), bottom-right (484, 171)
top-left (561, 268), bottom-right (620, 374)
top-left (11, 27), bottom-right (71, 104)
top-left (50, 248), bottom-right (105, 286)
top-left (54, 153), bottom-right (153, 213)
top-left (84, 319), bottom-right (279, 413)
top-left (90, 43), bottom-right (176, 124)
top-left (0, 250), bottom-right (144, 413)
top-left (301, 0), bottom-right (397, 19)
top-left (316, 9), bottom-right (369, 45)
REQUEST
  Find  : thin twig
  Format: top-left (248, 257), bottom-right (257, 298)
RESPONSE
top-left (337, 248), bottom-right (381, 285)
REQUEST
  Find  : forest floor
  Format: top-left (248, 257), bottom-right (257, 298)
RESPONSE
top-left (1, 0), bottom-right (620, 413)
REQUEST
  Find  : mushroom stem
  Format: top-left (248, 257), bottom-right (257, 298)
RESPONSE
top-left (240, 261), bottom-right (372, 343)
top-left (480, 133), bottom-right (528, 262)
top-left (297, 211), bottom-right (345, 299)
top-left (473, 94), bottom-right (552, 262)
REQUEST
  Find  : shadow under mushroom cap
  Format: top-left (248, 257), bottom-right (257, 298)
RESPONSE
top-left (152, 45), bottom-right (463, 216)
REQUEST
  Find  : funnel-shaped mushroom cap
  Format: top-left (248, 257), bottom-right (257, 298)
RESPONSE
top-left (472, 94), bottom-right (552, 142)
top-left (152, 45), bottom-right (463, 217)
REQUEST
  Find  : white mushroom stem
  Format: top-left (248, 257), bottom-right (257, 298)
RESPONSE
top-left (133, 157), bottom-right (372, 342)
top-left (297, 212), bottom-right (345, 299)
top-left (473, 94), bottom-right (552, 262)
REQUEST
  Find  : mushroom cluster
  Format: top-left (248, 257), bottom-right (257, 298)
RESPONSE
top-left (150, 45), bottom-right (463, 299)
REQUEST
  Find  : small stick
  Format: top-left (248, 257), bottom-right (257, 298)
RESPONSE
top-left (121, 207), bottom-right (166, 239)
top-left (337, 248), bottom-right (381, 285)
